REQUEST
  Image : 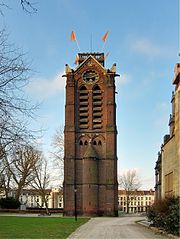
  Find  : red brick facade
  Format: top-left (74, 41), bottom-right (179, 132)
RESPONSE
top-left (64, 53), bottom-right (118, 216)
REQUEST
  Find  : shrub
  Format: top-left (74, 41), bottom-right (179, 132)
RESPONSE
top-left (147, 196), bottom-right (180, 236)
top-left (0, 197), bottom-right (21, 209)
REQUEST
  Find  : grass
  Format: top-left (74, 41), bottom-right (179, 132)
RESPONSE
top-left (0, 216), bottom-right (89, 239)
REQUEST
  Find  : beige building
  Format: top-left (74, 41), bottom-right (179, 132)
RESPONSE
top-left (0, 188), bottom-right (64, 209)
top-left (118, 189), bottom-right (154, 213)
top-left (155, 63), bottom-right (180, 199)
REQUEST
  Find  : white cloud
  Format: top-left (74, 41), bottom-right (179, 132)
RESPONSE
top-left (27, 70), bottom-right (130, 99)
top-left (116, 73), bottom-right (131, 87)
top-left (27, 71), bottom-right (66, 99)
top-left (155, 102), bottom-right (169, 111)
top-left (133, 38), bottom-right (161, 56)
top-left (154, 101), bottom-right (170, 128)
top-left (130, 37), bottom-right (174, 58)
top-left (154, 116), bottom-right (169, 129)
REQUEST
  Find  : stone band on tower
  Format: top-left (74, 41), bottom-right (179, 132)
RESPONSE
top-left (64, 52), bottom-right (118, 216)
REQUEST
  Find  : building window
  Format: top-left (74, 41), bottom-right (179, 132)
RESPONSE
top-left (165, 172), bottom-right (173, 196)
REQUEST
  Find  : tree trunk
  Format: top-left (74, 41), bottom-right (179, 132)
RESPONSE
top-left (126, 195), bottom-right (130, 214)
top-left (43, 195), bottom-right (49, 215)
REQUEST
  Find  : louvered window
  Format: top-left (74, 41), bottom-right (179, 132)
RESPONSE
top-left (79, 86), bottom-right (89, 129)
top-left (92, 85), bottom-right (102, 129)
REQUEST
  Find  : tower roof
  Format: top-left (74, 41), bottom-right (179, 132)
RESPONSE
top-left (83, 143), bottom-right (98, 159)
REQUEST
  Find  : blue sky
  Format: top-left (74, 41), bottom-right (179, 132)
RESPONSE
top-left (1, 0), bottom-right (179, 189)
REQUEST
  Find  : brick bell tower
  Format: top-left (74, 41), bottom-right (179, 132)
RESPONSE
top-left (64, 52), bottom-right (118, 216)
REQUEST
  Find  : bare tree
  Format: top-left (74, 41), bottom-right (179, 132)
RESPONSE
top-left (119, 170), bottom-right (141, 213)
top-left (0, 29), bottom-right (39, 171)
top-left (51, 127), bottom-right (64, 185)
top-left (30, 156), bottom-right (51, 214)
top-left (20, 0), bottom-right (37, 13)
top-left (0, 165), bottom-right (13, 197)
top-left (3, 144), bottom-right (40, 200)
top-left (0, 0), bottom-right (37, 15)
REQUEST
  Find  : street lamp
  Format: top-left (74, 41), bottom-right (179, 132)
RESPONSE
top-left (74, 188), bottom-right (77, 221)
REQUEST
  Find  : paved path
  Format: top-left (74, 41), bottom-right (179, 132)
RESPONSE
top-left (68, 216), bottom-right (171, 239)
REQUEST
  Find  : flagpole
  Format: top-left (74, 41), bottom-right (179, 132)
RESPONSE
top-left (76, 39), bottom-right (81, 52)
top-left (102, 41), bottom-right (106, 52)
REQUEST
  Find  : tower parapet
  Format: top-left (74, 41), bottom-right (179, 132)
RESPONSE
top-left (77, 52), bottom-right (104, 66)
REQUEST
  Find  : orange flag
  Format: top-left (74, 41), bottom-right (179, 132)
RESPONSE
top-left (70, 31), bottom-right (76, 41)
top-left (102, 31), bottom-right (109, 42)
top-left (74, 54), bottom-right (79, 64)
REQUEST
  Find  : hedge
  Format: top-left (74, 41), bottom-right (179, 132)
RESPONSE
top-left (147, 196), bottom-right (180, 236)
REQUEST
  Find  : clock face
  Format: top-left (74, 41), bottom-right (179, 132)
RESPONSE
top-left (83, 70), bottom-right (99, 83)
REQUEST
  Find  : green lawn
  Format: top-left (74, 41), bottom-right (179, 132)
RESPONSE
top-left (0, 216), bottom-right (89, 239)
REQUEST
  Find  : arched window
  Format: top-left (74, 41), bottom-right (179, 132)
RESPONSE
top-left (98, 140), bottom-right (102, 146)
top-left (93, 141), bottom-right (97, 145)
top-left (79, 85), bottom-right (89, 129)
top-left (79, 140), bottom-right (83, 146)
top-left (84, 140), bottom-right (88, 145)
top-left (93, 85), bottom-right (101, 91)
top-left (80, 85), bottom-right (87, 91)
